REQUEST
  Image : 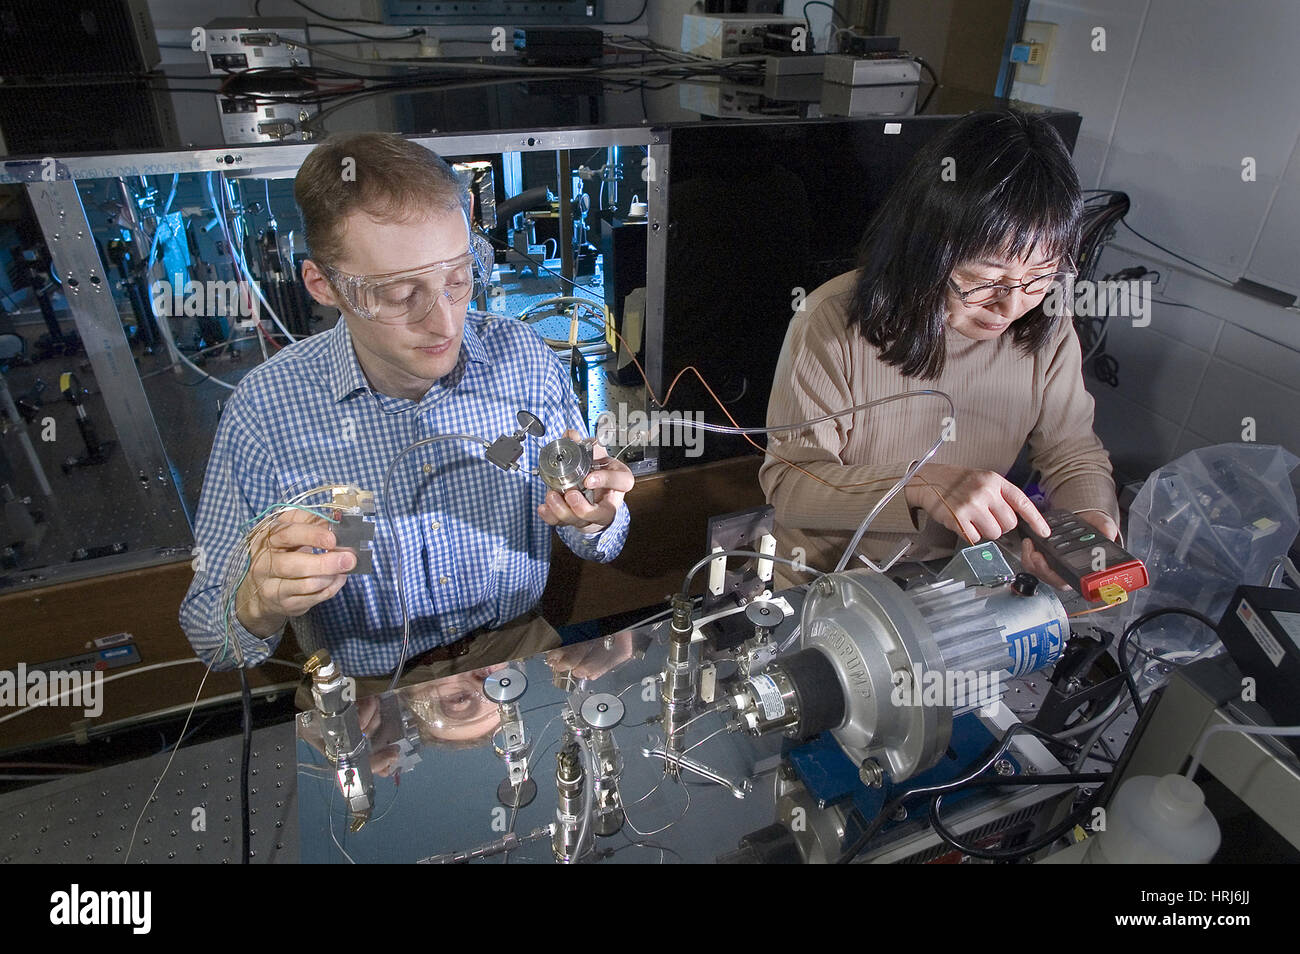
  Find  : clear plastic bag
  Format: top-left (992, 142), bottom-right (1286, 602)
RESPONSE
top-left (1119, 443), bottom-right (1299, 673)
top-left (1112, 441), bottom-right (1294, 670)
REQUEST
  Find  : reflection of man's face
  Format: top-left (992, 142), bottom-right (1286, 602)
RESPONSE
top-left (403, 665), bottom-right (506, 743)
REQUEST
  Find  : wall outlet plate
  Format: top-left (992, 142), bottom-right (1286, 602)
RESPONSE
top-left (1016, 21), bottom-right (1058, 85)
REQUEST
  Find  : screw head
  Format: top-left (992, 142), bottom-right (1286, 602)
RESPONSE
top-left (859, 758), bottom-right (884, 787)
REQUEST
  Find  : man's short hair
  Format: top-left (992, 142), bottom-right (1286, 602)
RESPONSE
top-left (294, 132), bottom-right (466, 267)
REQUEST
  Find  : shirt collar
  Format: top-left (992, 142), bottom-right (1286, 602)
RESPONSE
top-left (460, 313), bottom-right (490, 367)
top-left (327, 318), bottom-right (371, 403)
top-left (326, 313), bottom-right (491, 404)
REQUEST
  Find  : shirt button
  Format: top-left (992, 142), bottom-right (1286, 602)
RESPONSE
top-left (439, 576), bottom-right (450, 584)
top-left (430, 520), bottom-right (440, 531)
top-left (422, 463), bottom-right (432, 475)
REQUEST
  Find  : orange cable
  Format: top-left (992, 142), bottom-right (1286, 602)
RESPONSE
top-left (607, 323), bottom-right (966, 533)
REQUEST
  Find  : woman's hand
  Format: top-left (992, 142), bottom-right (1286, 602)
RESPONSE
top-left (904, 463), bottom-right (1052, 544)
top-left (1020, 509), bottom-right (1119, 590)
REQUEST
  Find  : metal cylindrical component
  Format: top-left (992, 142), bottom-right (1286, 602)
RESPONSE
top-left (911, 576), bottom-right (1069, 678)
top-left (484, 668), bottom-right (526, 704)
top-left (589, 727), bottom-right (625, 837)
top-left (580, 693), bottom-right (624, 730)
top-left (552, 743), bottom-right (585, 863)
top-left (732, 647), bottom-right (845, 740)
top-left (745, 599), bottom-right (780, 638)
top-left (733, 667), bottom-right (799, 735)
top-left (538, 437), bottom-right (595, 499)
top-left (578, 694), bottom-right (625, 835)
top-left (794, 568), bottom-right (1069, 783)
top-left (662, 595), bottom-right (696, 756)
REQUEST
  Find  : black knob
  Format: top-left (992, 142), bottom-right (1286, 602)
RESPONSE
top-left (1011, 573), bottom-right (1039, 597)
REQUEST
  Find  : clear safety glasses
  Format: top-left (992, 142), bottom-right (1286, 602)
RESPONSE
top-left (321, 234), bottom-right (491, 325)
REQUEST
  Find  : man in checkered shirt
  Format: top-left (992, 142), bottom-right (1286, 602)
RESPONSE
top-left (180, 133), bottom-right (633, 693)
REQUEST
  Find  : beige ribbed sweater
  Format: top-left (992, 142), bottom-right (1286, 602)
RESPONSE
top-left (759, 270), bottom-right (1119, 584)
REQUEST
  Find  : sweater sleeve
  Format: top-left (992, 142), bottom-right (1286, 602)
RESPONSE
top-left (759, 302), bottom-right (919, 536)
top-left (1027, 318), bottom-right (1120, 525)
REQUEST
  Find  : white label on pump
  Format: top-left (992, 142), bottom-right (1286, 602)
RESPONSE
top-left (749, 673), bottom-right (785, 720)
top-left (1237, 600), bottom-right (1285, 667)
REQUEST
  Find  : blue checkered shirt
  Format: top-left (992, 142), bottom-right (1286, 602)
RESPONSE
top-left (179, 313), bottom-right (629, 676)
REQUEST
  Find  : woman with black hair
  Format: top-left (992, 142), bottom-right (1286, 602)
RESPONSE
top-left (760, 109), bottom-right (1120, 586)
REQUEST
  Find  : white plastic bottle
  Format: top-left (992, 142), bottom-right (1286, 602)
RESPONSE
top-left (1085, 774), bottom-right (1220, 863)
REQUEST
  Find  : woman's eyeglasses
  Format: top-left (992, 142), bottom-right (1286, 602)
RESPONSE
top-left (948, 256), bottom-right (1076, 306)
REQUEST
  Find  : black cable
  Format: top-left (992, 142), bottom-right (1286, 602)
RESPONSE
top-left (239, 667), bottom-right (254, 865)
top-left (834, 722), bottom-right (1079, 863)
top-left (604, 0), bottom-right (649, 26)
top-left (1091, 353), bottom-right (1119, 387)
top-left (307, 24), bottom-right (425, 41)
top-left (1118, 607), bottom-right (1218, 716)
top-left (804, 1), bottom-right (849, 28)
top-left (910, 56), bottom-right (938, 113)
top-left (913, 55), bottom-right (938, 88)
top-left (483, 234), bottom-right (603, 297)
top-left (928, 772), bottom-right (1109, 862)
top-left (1120, 220), bottom-right (1235, 286)
top-left (282, 0), bottom-right (385, 24)
top-left (1152, 298), bottom-right (1224, 319)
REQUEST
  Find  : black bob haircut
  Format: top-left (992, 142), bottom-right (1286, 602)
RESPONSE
top-left (848, 109), bottom-right (1082, 379)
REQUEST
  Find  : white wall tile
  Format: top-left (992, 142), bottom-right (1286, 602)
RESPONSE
top-left (1096, 316), bottom-right (1211, 423)
top-left (1214, 324), bottom-right (1300, 394)
top-left (1097, 0), bottom-right (1300, 278)
top-left (1245, 130), bottom-right (1300, 296)
top-left (1089, 385), bottom-right (1184, 481)
top-left (1185, 361), bottom-right (1300, 454)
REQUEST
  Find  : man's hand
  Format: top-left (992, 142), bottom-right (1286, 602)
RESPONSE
top-left (904, 463), bottom-right (1051, 544)
top-left (1020, 509), bottom-right (1119, 591)
top-left (538, 429), bottom-right (634, 534)
top-left (235, 507), bottom-right (354, 638)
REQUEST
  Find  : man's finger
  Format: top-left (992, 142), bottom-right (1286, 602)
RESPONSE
top-left (266, 518), bottom-right (337, 553)
top-left (275, 574), bottom-right (350, 614)
top-left (562, 488), bottom-right (604, 523)
top-left (584, 463), bottom-right (634, 494)
top-left (540, 490), bottom-right (575, 525)
top-left (262, 547), bottom-right (354, 580)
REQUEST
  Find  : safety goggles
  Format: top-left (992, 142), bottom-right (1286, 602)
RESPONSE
top-left (320, 234), bottom-right (491, 325)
